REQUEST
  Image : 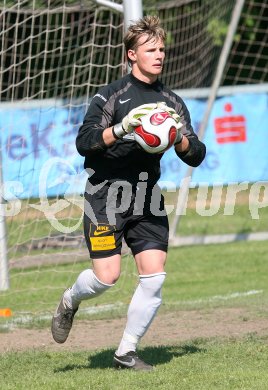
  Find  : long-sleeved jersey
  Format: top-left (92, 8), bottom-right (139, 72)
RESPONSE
top-left (76, 72), bottom-right (206, 186)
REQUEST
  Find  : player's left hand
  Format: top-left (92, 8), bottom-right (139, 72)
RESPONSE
top-left (156, 102), bottom-right (181, 124)
top-left (157, 102), bottom-right (183, 144)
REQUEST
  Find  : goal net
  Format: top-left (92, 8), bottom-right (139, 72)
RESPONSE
top-left (167, 0), bottom-right (268, 244)
top-left (0, 0), bottom-right (267, 323)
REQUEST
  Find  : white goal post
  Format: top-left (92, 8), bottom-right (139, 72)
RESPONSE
top-left (94, 0), bottom-right (143, 31)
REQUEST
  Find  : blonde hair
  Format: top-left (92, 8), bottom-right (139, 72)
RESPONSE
top-left (124, 15), bottom-right (166, 65)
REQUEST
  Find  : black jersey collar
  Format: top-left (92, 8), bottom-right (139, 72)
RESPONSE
top-left (129, 72), bottom-right (161, 90)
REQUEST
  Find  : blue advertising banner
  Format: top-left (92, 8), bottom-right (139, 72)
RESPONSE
top-left (0, 92), bottom-right (267, 199)
top-left (0, 104), bottom-right (86, 199)
top-left (160, 93), bottom-right (268, 187)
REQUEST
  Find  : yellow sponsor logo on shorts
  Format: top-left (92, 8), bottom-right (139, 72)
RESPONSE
top-left (90, 223), bottom-right (115, 237)
top-left (90, 235), bottom-right (116, 251)
top-left (94, 227), bottom-right (112, 236)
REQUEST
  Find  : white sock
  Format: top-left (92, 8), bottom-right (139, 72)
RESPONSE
top-left (64, 269), bottom-right (114, 309)
top-left (116, 272), bottom-right (166, 356)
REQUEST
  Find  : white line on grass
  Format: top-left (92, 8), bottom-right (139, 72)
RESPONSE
top-left (168, 289), bottom-right (263, 306)
top-left (0, 290), bottom-right (263, 331)
top-left (0, 303), bottom-right (125, 331)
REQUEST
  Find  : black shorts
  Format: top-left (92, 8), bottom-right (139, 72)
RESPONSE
top-left (83, 180), bottom-right (169, 259)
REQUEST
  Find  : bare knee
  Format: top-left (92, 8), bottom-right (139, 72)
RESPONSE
top-left (92, 254), bottom-right (121, 285)
top-left (94, 269), bottom-right (120, 285)
top-left (135, 249), bottom-right (167, 275)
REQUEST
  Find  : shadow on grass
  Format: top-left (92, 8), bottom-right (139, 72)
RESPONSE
top-left (54, 343), bottom-right (205, 372)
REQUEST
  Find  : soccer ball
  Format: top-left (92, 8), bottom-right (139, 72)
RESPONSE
top-left (133, 108), bottom-right (178, 154)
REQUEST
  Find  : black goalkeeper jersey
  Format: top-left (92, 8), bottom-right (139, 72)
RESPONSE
top-left (76, 72), bottom-right (206, 186)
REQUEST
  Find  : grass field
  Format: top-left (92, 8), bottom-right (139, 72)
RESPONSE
top-left (2, 337), bottom-right (268, 390)
top-left (1, 240), bottom-right (268, 389)
top-left (1, 185), bottom-right (268, 389)
top-left (2, 240), bottom-right (268, 321)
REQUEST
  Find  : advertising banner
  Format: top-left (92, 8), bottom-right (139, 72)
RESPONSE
top-left (160, 93), bottom-right (268, 187)
top-left (0, 92), bottom-right (267, 199)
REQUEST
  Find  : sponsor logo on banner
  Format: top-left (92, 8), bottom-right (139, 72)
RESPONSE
top-left (214, 103), bottom-right (246, 144)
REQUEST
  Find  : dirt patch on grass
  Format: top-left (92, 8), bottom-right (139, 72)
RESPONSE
top-left (1, 307), bottom-right (268, 353)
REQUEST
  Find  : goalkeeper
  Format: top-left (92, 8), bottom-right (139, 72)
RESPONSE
top-left (52, 15), bottom-right (206, 371)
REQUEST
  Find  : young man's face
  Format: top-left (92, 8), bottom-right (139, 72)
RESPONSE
top-left (128, 35), bottom-right (165, 83)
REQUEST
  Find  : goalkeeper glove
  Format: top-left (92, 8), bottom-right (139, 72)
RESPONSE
top-left (112, 103), bottom-right (158, 139)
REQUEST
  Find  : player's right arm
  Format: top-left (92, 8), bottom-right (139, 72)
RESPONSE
top-left (76, 90), bottom-right (115, 156)
top-left (76, 93), bottom-right (156, 156)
